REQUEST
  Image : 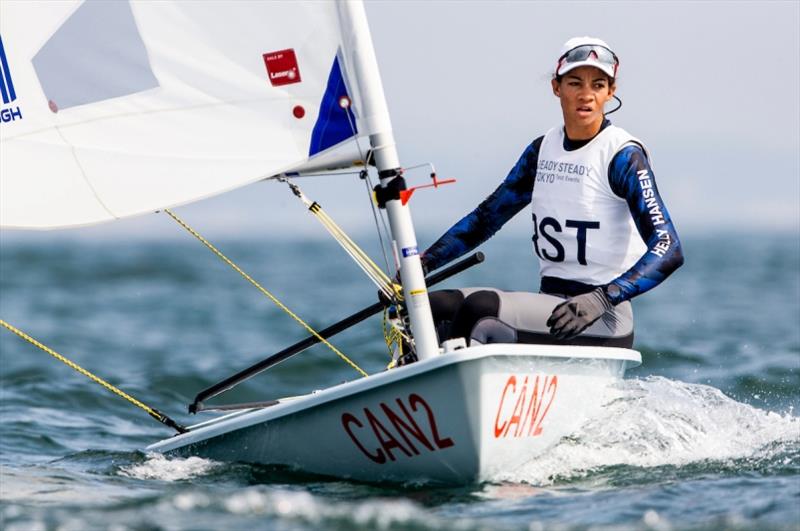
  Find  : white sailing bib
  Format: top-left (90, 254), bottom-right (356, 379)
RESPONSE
top-left (531, 125), bottom-right (647, 285)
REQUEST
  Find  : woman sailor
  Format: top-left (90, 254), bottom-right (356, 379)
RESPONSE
top-left (412, 37), bottom-right (683, 354)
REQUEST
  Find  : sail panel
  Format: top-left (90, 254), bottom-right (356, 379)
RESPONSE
top-left (0, 1), bottom-right (374, 229)
top-left (309, 56), bottom-right (358, 157)
top-left (1, 130), bottom-right (116, 228)
top-left (336, 4), bottom-right (394, 140)
top-left (32, 0), bottom-right (159, 112)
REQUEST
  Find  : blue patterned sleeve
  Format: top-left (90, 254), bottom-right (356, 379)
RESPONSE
top-left (604, 144), bottom-right (684, 305)
top-left (422, 138), bottom-right (542, 272)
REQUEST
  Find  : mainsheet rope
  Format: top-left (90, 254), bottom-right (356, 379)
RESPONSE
top-left (279, 179), bottom-right (408, 367)
top-left (0, 319), bottom-right (187, 434)
top-left (279, 179), bottom-right (401, 302)
top-left (163, 208), bottom-right (368, 378)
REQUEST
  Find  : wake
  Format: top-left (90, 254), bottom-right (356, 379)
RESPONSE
top-left (493, 376), bottom-right (800, 485)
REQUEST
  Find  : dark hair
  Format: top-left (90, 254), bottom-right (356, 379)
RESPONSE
top-left (554, 73), bottom-right (616, 86)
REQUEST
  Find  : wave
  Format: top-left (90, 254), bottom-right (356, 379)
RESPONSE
top-left (493, 376), bottom-right (800, 486)
top-left (119, 453), bottom-right (223, 482)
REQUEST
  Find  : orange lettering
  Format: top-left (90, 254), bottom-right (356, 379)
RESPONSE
top-left (505, 376), bottom-right (527, 437)
top-left (531, 375), bottom-right (558, 436)
top-left (525, 376), bottom-right (542, 436)
top-left (494, 375), bottom-right (516, 438)
top-left (512, 376), bottom-right (530, 437)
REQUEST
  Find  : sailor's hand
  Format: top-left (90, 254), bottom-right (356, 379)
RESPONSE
top-left (546, 287), bottom-right (612, 340)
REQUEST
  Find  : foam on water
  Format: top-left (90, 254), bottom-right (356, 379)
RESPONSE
top-left (496, 376), bottom-right (800, 485)
top-left (157, 487), bottom-right (485, 531)
top-left (119, 453), bottom-right (222, 481)
top-left (225, 489), bottom-right (420, 525)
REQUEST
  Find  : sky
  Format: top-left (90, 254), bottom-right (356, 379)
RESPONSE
top-left (2, 0), bottom-right (798, 242)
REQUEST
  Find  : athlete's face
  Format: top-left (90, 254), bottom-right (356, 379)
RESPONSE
top-left (551, 66), bottom-right (616, 140)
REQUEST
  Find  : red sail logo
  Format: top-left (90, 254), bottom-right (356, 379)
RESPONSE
top-left (263, 48), bottom-right (302, 87)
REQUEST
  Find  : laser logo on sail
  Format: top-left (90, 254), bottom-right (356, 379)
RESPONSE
top-left (263, 48), bottom-right (302, 87)
top-left (0, 34), bottom-right (23, 123)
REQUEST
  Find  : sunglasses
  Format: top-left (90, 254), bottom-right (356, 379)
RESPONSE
top-left (557, 45), bottom-right (619, 77)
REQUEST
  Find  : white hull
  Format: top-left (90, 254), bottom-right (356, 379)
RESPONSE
top-left (148, 344), bottom-right (640, 484)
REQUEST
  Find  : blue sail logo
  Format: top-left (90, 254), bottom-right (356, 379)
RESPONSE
top-left (0, 34), bottom-right (17, 105)
top-left (0, 34), bottom-right (23, 124)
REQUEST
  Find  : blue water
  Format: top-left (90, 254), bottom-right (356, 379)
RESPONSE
top-left (1, 231), bottom-right (798, 530)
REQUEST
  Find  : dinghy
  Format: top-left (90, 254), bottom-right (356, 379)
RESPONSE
top-left (150, 344), bottom-right (639, 484)
top-left (0, 0), bottom-right (641, 483)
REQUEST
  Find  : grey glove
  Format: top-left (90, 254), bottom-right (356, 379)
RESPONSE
top-left (546, 287), bottom-right (612, 340)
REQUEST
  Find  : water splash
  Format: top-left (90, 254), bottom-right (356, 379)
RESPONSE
top-left (118, 453), bottom-right (221, 481)
top-left (224, 488), bottom-right (423, 526)
top-left (153, 487), bottom-right (488, 531)
top-left (496, 376), bottom-right (800, 485)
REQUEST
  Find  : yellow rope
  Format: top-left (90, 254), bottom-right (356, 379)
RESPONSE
top-left (382, 308), bottom-right (404, 370)
top-left (310, 206), bottom-right (396, 299)
top-left (382, 308), bottom-right (394, 359)
top-left (284, 179), bottom-right (401, 302)
top-left (0, 319), bottom-right (184, 431)
top-left (313, 207), bottom-right (393, 286)
top-left (163, 209), bottom-right (368, 378)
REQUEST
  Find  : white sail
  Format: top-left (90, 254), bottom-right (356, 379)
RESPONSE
top-left (0, 1), bottom-right (384, 229)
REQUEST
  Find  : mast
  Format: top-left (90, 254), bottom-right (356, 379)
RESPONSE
top-left (337, 1), bottom-right (439, 360)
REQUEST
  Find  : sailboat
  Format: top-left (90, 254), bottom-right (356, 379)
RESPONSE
top-left (0, 1), bottom-right (640, 484)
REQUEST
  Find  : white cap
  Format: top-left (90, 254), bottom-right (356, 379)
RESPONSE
top-left (556, 36), bottom-right (617, 78)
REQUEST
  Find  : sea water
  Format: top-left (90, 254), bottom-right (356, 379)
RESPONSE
top-left (0, 231), bottom-right (798, 530)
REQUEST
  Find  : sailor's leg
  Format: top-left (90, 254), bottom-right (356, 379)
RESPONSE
top-left (428, 289), bottom-right (464, 342)
top-left (428, 288), bottom-right (490, 343)
top-left (449, 289), bottom-right (504, 344)
top-left (469, 291), bottom-right (634, 348)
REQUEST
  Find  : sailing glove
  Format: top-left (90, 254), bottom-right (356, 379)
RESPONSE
top-left (546, 287), bottom-right (612, 340)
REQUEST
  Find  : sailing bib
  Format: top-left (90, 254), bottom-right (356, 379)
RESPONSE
top-left (531, 125), bottom-right (647, 285)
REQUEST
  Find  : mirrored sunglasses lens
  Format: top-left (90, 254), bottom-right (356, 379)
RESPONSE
top-left (564, 47), bottom-right (592, 62)
top-left (591, 47), bottom-right (616, 64)
top-left (565, 45), bottom-right (616, 66)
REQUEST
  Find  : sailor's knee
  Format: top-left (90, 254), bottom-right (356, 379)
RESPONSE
top-left (449, 290), bottom-right (501, 342)
top-left (470, 317), bottom-right (517, 345)
top-left (429, 289), bottom-right (465, 321)
top-left (460, 290), bottom-right (500, 317)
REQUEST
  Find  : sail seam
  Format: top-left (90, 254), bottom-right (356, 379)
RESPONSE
top-left (53, 123), bottom-right (118, 220)
top-left (3, 97), bottom-right (288, 142)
